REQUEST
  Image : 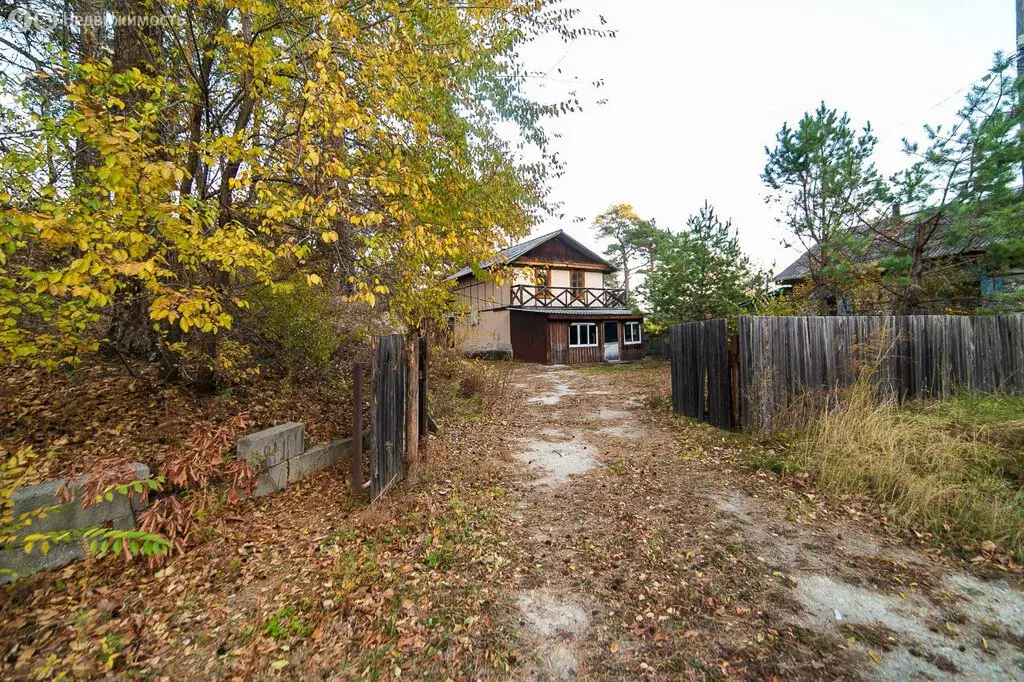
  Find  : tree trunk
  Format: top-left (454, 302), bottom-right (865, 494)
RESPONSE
top-left (620, 242), bottom-right (631, 303)
top-left (73, 0), bottom-right (103, 185)
top-left (105, 0), bottom-right (166, 360)
top-left (194, 13), bottom-right (255, 393)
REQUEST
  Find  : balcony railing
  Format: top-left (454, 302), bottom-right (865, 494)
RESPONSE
top-left (511, 285), bottom-right (627, 309)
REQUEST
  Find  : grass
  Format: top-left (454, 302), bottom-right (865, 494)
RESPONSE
top-left (782, 381), bottom-right (1024, 558)
top-left (428, 348), bottom-right (516, 426)
top-left (263, 607), bottom-right (314, 640)
top-left (578, 360), bottom-right (669, 374)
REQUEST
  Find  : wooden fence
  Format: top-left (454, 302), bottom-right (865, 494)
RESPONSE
top-left (670, 314), bottom-right (1024, 432)
top-left (363, 332), bottom-right (433, 502)
top-left (669, 319), bottom-right (733, 430)
top-left (370, 334), bottom-right (407, 500)
top-left (644, 333), bottom-right (670, 359)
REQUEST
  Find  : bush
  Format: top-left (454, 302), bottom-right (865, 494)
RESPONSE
top-left (790, 379), bottom-right (1024, 557)
top-left (428, 345), bottom-right (514, 425)
top-left (244, 281), bottom-right (342, 372)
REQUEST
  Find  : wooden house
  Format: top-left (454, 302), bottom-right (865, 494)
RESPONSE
top-left (450, 230), bottom-right (645, 364)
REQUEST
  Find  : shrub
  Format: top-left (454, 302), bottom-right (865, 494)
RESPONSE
top-left (245, 280), bottom-right (342, 373)
top-left (428, 345), bottom-right (514, 425)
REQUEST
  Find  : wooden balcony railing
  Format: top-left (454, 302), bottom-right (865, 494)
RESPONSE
top-left (511, 285), bottom-right (627, 309)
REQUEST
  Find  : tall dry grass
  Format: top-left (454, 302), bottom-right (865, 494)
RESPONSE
top-left (792, 378), bottom-right (1024, 556)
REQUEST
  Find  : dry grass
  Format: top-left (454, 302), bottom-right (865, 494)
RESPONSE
top-left (427, 346), bottom-right (517, 426)
top-left (791, 379), bottom-right (1024, 557)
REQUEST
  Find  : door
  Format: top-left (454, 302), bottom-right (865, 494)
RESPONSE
top-left (603, 321), bottom-right (620, 362)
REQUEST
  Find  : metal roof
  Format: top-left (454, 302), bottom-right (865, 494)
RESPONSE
top-left (448, 229), bottom-right (617, 281)
top-left (507, 307), bottom-right (640, 317)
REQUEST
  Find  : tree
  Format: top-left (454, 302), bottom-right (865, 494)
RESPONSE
top-left (0, 0), bottom-right (604, 387)
top-left (879, 53), bottom-right (1024, 314)
top-left (591, 204), bottom-right (643, 301)
top-left (762, 103), bottom-right (886, 314)
top-left (628, 218), bottom-right (670, 274)
top-left (644, 203), bottom-right (765, 325)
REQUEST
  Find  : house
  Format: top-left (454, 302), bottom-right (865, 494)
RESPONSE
top-left (449, 230), bottom-right (645, 364)
top-left (774, 217), bottom-right (1023, 314)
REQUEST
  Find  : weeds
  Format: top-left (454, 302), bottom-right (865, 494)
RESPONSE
top-left (789, 377), bottom-right (1024, 557)
top-left (428, 345), bottom-right (517, 425)
top-left (263, 607), bottom-right (313, 640)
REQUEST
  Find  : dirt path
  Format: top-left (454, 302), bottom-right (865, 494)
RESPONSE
top-left (4, 362), bottom-right (1023, 680)
top-left (500, 364), bottom-right (1024, 681)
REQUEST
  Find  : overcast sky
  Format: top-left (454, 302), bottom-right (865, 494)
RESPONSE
top-left (519, 0), bottom-right (1014, 277)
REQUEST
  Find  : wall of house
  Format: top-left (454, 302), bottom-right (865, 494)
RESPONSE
top-left (455, 309), bottom-right (511, 357)
top-left (549, 320), bottom-right (603, 365)
top-left (454, 275), bottom-right (510, 312)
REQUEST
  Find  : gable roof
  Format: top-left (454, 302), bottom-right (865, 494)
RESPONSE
top-left (449, 229), bottom-right (617, 280)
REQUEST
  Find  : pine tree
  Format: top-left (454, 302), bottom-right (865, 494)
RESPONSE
top-left (644, 203), bottom-right (765, 325)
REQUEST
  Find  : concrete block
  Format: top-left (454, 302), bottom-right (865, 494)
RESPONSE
top-left (287, 438), bottom-right (352, 484)
top-left (236, 422), bottom-right (305, 471)
top-left (10, 463), bottom-right (151, 533)
top-left (1, 463), bottom-right (151, 583)
top-left (251, 460), bottom-right (289, 498)
top-left (0, 542), bottom-right (85, 582)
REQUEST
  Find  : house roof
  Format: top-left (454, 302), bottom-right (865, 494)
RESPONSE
top-left (508, 307), bottom-right (640, 318)
top-left (774, 213), bottom-right (1000, 284)
top-left (449, 229), bottom-right (617, 281)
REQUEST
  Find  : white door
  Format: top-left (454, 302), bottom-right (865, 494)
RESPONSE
top-left (603, 321), bottom-right (620, 362)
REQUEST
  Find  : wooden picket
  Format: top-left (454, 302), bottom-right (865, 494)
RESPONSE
top-left (370, 334), bottom-right (407, 501)
top-left (736, 314), bottom-right (1024, 432)
top-left (669, 319), bottom-right (732, 430)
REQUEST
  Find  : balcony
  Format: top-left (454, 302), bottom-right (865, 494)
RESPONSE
top-left (511, 285), bottom-right (628, 309)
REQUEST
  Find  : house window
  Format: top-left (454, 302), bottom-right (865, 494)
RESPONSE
top-left (535, 267), bottom-right (551, 302)
top-left (570, 270), bottom-right (585, 303)
top-left (624, 321), bottom-right (642, 345)
top-left (569, 322), bottom-right (598, 348)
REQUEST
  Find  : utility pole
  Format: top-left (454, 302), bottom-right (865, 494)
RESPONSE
top-left (1018, 0), bottom-right (1024, 186)
top-left (1018, 0), bottom-right (1024, 76)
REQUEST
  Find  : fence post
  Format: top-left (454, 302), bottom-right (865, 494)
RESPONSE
top-left (405, 335), bottom-right (420, 471)
top-left (351, 362), bottom-right (364, 497)
top-left (729, 333), bottom-right (740, 429)
top-left (418, 333), bottom-right (428, 442)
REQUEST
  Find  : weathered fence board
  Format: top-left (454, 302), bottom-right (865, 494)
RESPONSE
top-left (371, 334), bottom-right (407, 501)
top-left (737, 314), bottom-right (1024, 432)
top-left (669, 319), bottom-right (732, 429)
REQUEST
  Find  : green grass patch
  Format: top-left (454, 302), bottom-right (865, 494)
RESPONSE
top-left (263, 607), bottom-right (314, 640)
top-left (904, 393), bottom-right (1024, 429)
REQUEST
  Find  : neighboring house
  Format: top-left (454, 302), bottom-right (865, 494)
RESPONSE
top-left (774, 222), bottom-right (1023, 314)
top-left (449, 230), bottom-right (645, 364)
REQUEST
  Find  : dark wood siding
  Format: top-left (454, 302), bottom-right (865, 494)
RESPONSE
top-left (622, 346), bottom-right (646, 362)
top-left (510, 311), bottom-right (549, 363)
top-left (621, 321), bottom-right (645, 361)
top-left (523, 236), bottom-right (609, 269)
top-left (549, 320), bottom-right (603, 365)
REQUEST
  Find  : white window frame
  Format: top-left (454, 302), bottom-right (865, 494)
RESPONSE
top-left (569, 322), bottom-right (598, 348)
top-left (623, 321), bottom-right (642, 345)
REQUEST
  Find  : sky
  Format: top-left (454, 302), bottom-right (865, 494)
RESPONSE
top-left (519, 0), bottom-right (1015, 277)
